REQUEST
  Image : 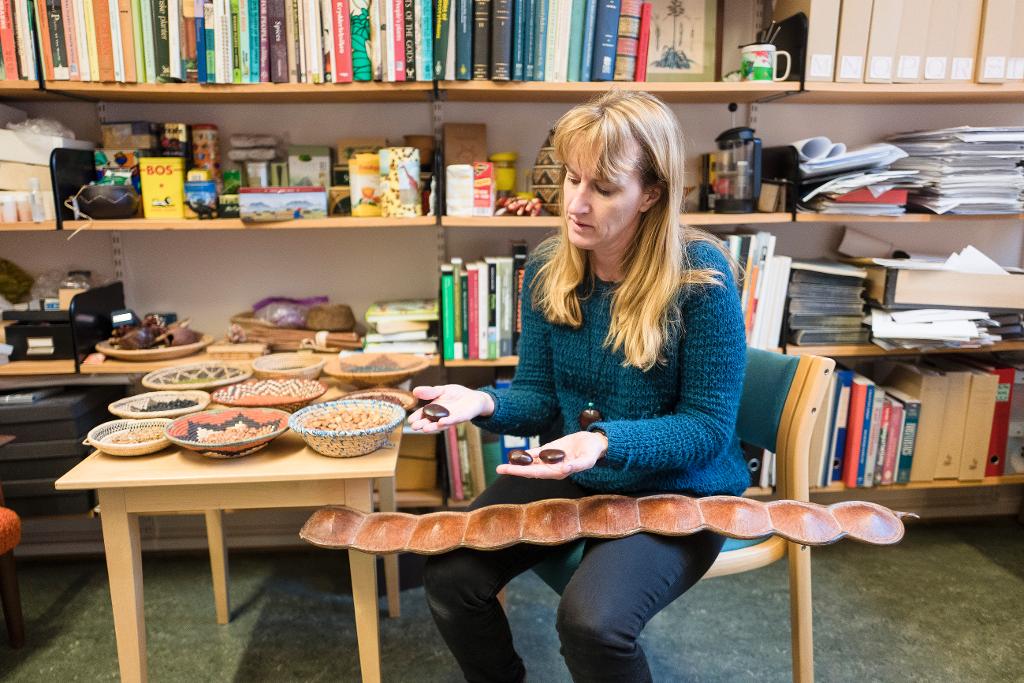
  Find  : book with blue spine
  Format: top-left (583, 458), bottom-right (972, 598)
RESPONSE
top-left (510, 0), bottom-right (525, 79)
top-left (532, 0), bottom-right (546, 80)
top-left (418, 0), bottom-right (433, 81)
top-left (248, 0), bottom-right (259, 81)
top-left (195, 0), bottom-right (208, 81)
top-left (856, 383), bottom-right (876, 487)
top-left (579, 0), bottom-right (597, 82)
top-left (454, 0), bottom-right (471, 79)
top-left (204, 1), bottom-right (216, 82)
top-left (522, 0), bottom-right (535, 79)
top-left (566, 0), bottom-right (586, 81)
top-left (827, 369), bottom-right (854, 484)
top-left (589, 0), bottom-right (619, 80)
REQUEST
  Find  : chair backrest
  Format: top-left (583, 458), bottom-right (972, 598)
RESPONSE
top-left (531, 348), bottom-right (835, 595)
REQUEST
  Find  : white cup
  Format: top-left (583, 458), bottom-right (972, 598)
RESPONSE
top-left (740, 43), bottom-right (792, 82)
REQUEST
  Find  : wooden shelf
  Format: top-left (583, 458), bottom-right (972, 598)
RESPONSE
top-left (445, 356), bottom-right (519, 367)
top-left (0, 220), bottom-right (57, 231)
top-left (62, 216), bottom-right (437, 231)
top-left (0, 80), bottom-right (53, 100)
top-left (809, 474), bottom-right (1024, 492)
top-left (396, 488), bottom-right (444, 508)
top-left (442, 213), bottom-right (793, 228)
top-left (796, 212), bottom-right (1024, 223)
top-left (0, 359), bottom-right (77, 376)
top-left (786, 341), bottom-right (1024, 358)
top-left (797, 81), bottom-right (1024, 104)
top-left (441, 81), bottom-right (799, 103)
top-left (43, 80), bottom-right (433, 103)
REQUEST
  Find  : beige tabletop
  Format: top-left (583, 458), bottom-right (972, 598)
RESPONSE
top-left (55, 428), bottom-right (400, 490)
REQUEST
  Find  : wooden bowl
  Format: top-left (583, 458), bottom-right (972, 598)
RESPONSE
top-left (96, 334), bottom-right (213, 361)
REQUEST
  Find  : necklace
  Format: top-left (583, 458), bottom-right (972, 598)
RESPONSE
top-left (578, 280), bottom-right (605, 431)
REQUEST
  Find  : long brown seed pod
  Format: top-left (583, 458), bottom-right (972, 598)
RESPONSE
top-left (300, 494), bottom-right (917, 554)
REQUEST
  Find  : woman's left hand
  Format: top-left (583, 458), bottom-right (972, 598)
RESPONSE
top-left (495, 431), bottom-right (608, 479)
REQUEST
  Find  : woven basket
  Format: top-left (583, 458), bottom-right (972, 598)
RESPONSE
top-left (141, 362), bottom-right (252, 391)
top-left (251, 352), bottom-right (326, 380)
top-left (210, 379), bottom-right (328, 413)
top-left (230, 312), bottom-right (363, 352)
top-left (86, 418), bottom-right (172, 456)
top-left (289, 399), bottom-right (404, 458)
top-left (339, 387), bottom-right (418, 412)
top-left (324, 353), bottom-right (431, 388)
top-left (108, 390), bottom-right (211, 419)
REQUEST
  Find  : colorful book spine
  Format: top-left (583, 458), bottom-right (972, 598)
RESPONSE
top-left (450, 258), bottom-right (463, 359)
top-left (541, 0), bottom-right (555, 80)
top-left (14, 0), bottom-right (39, 80)
top-left (460, 269), bottom-right (469, 360)
top-left (33, 0), bottom-right (54, 80)
top-left (168, 0), bottom-right (182, 80)
top-left (565, 0), bottom-right (584, 81)
top-left (882, 400), bottom-right (903, 485)
top-left (348, 0), bottom-right (368, 79)
top-left (589, 0), bottom-right (619, 80)
top-left (896, 397), bottom-right (920, 484)
top-left (471, 0), bottom-right (488, 79)
top-left (445, 423), bottom-right (464, 500)
top-left (490, 0), bottom-right (511, 79)
top-left (401, 0), bottom-right (413, 79)
top-left (612, 0), bottom-right (639, 80)
top-left (828, 370), bottom-right (854, 484)
top-left (153, 0), bottom-right (170, 80)
top-left (510, 0), bottom-right (523, 79)
top-left (83, 0), bottom-right (99, 80)
top-left (467, 263), bottom-right (479, 359)
top-left (1, 0), bottom-right (21, 79)
top-left (128, 0), bottom-right (144, 80)
top-left (485, 257), bottom-right (497, 358)
top-left (520, 0), bottom-right (536, 79)
top-left (59, 0), bottom-right (80, 79)
top-left (857, 383), bottom-right (877, 487)
top-left (634, 0), bottom-right (649, 81)
top-left (248, 0), bottom-right (259, 80)
top-left (416, 0), bottom-right (430, 81)
top-left (330, 0), bottom-right (350, 81)
top-left (229, 0), bottom-right (241, 81)
top-left (432, 0), bottom-right (448, 78)
top-left (440, 264), bottom-right (455, 361)
top-left (194, 0), bottom-right (207, 80)
top-left (842, 376), bottom-right (869, 488)
top-left (204, 1), bottom-right (216, 81)
top-left (453, 0), bottom-right (470, 79)
top-left (531, 0), bottom-right (545, 80)
top-left (986, 367), bottom-right (1016, 477)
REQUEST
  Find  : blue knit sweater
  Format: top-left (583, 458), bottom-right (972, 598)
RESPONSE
top-left (473, 240), bottom-right (749, 497)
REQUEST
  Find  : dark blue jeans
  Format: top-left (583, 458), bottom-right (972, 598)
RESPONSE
top-left (422, 475), bottom-right (726, 683)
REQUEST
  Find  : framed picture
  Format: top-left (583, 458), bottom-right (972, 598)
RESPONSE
top-left (645, 0), bottom-right (720, 82)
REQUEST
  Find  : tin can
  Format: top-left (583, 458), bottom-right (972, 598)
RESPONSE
top-left (160, 123), bottom-right (190, 158)
top-left (348, 153), bottom-right (381, 217)
top-left (191, 124), bottom-right (220, 178)
top-left (378, 146), bottom-right (421, 217)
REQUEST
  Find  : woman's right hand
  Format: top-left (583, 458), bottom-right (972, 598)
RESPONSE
top-left (407, 384), bottom-right (495, 433)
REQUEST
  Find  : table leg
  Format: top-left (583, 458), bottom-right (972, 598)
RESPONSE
top-left (376, 477), bottom-right (400, 618)
top-left (346, 479), bottom-right (381, 683)
top-left (98, 489), bottom-right (147, 683)
top-left (204, 510), bottom-right (230, 625)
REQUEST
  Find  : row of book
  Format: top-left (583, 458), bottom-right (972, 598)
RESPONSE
top-left (722, 231), bottom-right (790, 352)
top-left (783, 0), bottom-right (1024, 85)
top-left (439, 242), bottom-right (528, 361)
top-left (19, 0), bottom-right (668, 84)
top-left (25, 0), bottom-right (436, 84)
top-left (810, 356), bottom-right (1024, 489)
top-left (434, 0), bottom-right (653, 82)
top-left (363, 298), bottom-right (439, 355)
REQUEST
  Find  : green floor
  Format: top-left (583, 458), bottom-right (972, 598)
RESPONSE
top-left (1, 518), bottom-right (1021, 682)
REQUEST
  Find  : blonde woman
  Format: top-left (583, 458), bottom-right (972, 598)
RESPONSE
top-left (409, 90), bottom-right (748, 682)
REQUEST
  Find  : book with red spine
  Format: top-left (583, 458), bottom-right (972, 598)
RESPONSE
top-left (0, 0), bottom-right (20, 79)
top-left (882, 399), bottom-right (903, 484)
top-left (391, 0), bottom-right (404, 79)
top-left (331, 0), bottom-right (352, 81)
top-left (467, 262), bottom-right (479, 359)
top-left (59, 0), bottom-right (80, 80)
top-left (634, 1), bottom-right (650, 81)
top-left (34, 0), bottom-right (54, 80)
top-left (842, 375), bottom-right (872, 487)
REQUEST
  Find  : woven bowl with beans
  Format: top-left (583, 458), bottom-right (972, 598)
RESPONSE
top-left (289, 399), bottom-right (405, 458)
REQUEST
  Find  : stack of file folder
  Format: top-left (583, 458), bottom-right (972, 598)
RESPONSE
top-left (785, 260), bottom-right (869, 346)
top-left (868, 308), bottom-right (1001, 352)
top-left (793, 136), bottom-right (920, 216)
top-left (888, 126), bottom-right (1024, 215)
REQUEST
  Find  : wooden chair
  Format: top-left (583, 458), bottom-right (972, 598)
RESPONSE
top-left (0, 435), bottom-right (25, 648)
top-left (527, 348), bottom-right (835, 683)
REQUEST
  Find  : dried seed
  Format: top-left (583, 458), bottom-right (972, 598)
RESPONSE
top-left (509, 449), bottom-right (533, 466)
top-left (539, 449), bottom-right (566, 464)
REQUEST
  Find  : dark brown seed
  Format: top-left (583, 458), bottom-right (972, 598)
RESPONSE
top-left (539, 449), bottom-right (565, 464)
top-left (422, 403), bottom-right (450, 422)
top-left (508, 449), bottom-right (534, 466)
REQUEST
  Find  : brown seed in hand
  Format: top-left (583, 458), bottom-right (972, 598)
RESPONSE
top-left (539, 449), bottom-right (566, 464)
top-left (422, 403), bottom-right (450, 422)
top-left (508, 449), bottom-right (534, 466)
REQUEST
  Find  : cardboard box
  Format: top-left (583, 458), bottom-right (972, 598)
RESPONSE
top-left (443, 123), bottom-right (487, 167)
top-left (0, 129), bottom-right (94, 166)
top-left (397, 433), bottom-right (437, 491)
top-left (0, 161), bottom-right (52, 191)
top-left (239, 187), bottom-right (328, 221)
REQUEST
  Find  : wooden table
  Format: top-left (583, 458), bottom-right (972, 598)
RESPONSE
top-left (55, 427), bottom-right (402, 683)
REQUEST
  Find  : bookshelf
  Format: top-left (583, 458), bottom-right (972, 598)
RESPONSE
top-left (0, 220), bottom-right (56, 231)
top-left (441, 81), bottom-right (799, 103)
top-left (796, 82), bottom-right (1024, 104)
top-left (785, 341), bottom-right (1024, 358)
top-left (794, 213), bottom-right (1024, 223)
top-left (42, 81), bottom-right (434, 103)
top-left (62, 217), bottom-right (437, 231)
top-left (441, 213), bottom-right (794, 228)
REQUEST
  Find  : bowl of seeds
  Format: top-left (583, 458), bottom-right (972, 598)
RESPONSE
top-left (338, 386), bottom-right (418, 412)
top-left (165, 408), bottom-right (290, 459)
top-left (108, 390), bottom-right (211, 419)
top-left (251, 352), bottom-right (326, 380)
top-left (86, 418), bottom-right (173, 456)
top-left (323, 353), bottom-right (430, 388)
top-left (289, 399), bottom-right (405, 457)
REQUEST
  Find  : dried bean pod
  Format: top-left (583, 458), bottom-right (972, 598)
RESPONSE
top-left (300, 494), bottom-right (917, 555)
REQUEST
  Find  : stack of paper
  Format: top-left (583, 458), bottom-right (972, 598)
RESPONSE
top-left (792, 136), bottom-right (918, 215)
top-left (869, 309), bottom-right (1000, 351)
top-left (887, 126), bottom-right (1024, 215)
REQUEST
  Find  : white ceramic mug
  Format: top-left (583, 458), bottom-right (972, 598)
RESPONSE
top-left (740, 43), bottom-right (792, 82)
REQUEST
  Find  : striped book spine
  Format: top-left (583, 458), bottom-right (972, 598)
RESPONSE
top-left (612, 0), bottom-right (639, 80)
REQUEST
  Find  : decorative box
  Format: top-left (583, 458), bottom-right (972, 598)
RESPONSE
top-left (239, 187), bottom-right (328, 222)
top-left (287, 145), bottom-right (332, 187)
top-left (139, 157), bottom-right (185, 219)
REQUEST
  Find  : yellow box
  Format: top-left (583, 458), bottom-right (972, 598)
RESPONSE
top-left (139, 157), bottom-right (186, 219)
